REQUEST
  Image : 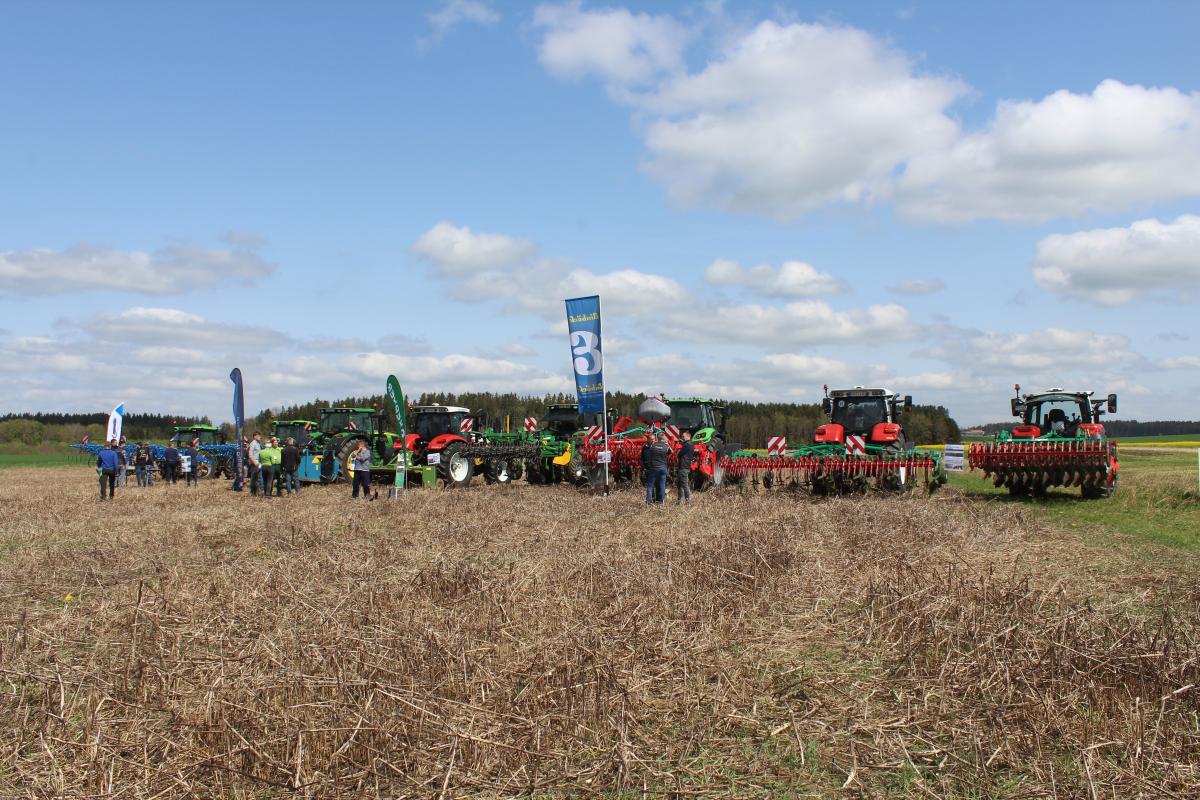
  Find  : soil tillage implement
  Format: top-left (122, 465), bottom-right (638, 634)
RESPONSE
top-left (170, 424), bottom-right (238, 478)
top-left (577, 396), bottom-right (740, 490)
top-left (71, 441), bottom-right (221, 477)
top-left (968, 385), bottom-right (1119, 498)
top-left (720, 386), bottom-right (945, 495)
top-left (399, 405), bottom-right (540, 488)
top-left (524, 403), bottom-right (603, 486)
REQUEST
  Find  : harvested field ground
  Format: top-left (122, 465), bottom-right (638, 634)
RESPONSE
top-left (2, 469), bottom-right (1199, 798)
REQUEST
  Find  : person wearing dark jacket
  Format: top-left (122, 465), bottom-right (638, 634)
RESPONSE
top-left (184, 444), bottom-right (199, 486)
top-left (280, 438), bottom-right (302, 495)
top-left (133, 443), bottom-right (152, 486)
top-left (97, 441), bottom-right (121, 499)
top-left (162, 444), bottom-right (181, 485)
top-left (645, 432), bottom-right (671, 505)
top-left (675, 430), bottom-right (695, 505)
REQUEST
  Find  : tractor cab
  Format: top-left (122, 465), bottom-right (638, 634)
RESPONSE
top-left (171, 425), bottom-right (224, 447)
top-left (665, 398), bottom-right (728, 438)
top-left (272, 419), bottom-right (319, 447)
top-left (320, 407), bottom-right (380, 437)
top-left (409, 405), bottom-right (474, 443)
top-left (1010, 385), bottom-right (1117, 438)
top-left (817, 386), bottom-right (912, 445)
top-left (540, 403), bottom-right (600, 439)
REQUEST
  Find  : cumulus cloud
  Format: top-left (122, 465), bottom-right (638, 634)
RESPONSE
top-left (411, 221), bottom-right (537, 275)
top-left (535, 9), bottom-right (1200, 223)
top-left (533, 1), bottom-right (690, 86)
top-left (705, 258), bottom-right (845, 297)
top-left (1161, 356), bottom-right (1200, 369)
top-left (422, 1), bottom-right (500, 47)
top-left (638, 20), bottom-right (963, 218)
top-left (0, 240), bottom-right (274, 296)
top-left (898, 81), bottom-right (1200, 223)
top-left (665, 301), bottom-right (914, 346)
top-left (888, 278), bottom-right (945, 296)
top-left (925, 326), bottom-right (1139, 373)
top-left (1032, 214), bottom-right (1200, 306)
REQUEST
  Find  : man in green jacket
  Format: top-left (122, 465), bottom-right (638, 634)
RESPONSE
top-left (258, 438), bottom-right (282, 497)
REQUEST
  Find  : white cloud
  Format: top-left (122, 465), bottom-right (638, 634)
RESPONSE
top-left (1162, 356), bottom-right (1200, 369)
top-left (0, 240), bottom-right (274, 296)
top-left (536, 10), bottom-right (1200, 223)
top-left (888, 278), bottom-right (945, 296)
top-left (422, 1), bottom-right (500, 47)
top-left (665, 300), bottom-right (914, 345)
top-left (80, 306), bottom-right (280, 350)
top-left (898, 81), bottom-right (1200, 223)
top-left (925, 326), bottom-right (1139, 373)
top-left (635, 353), bottom-right (692, 371)
top-left (411, 221), bottom-right (537, 275)
top-left (705, 258), bottom-right (844, 297)
top-left (1032, 214), bottom-right (1200, 306)
top-left (497, 342), bottom-right (537, 357)
top-left (638, 20), bottom-right (963, 218)
top-left (533, 1), bottom-right (690, 86)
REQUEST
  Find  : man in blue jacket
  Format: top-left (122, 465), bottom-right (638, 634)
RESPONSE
top-left (97, 441), bottom-right (121, 500)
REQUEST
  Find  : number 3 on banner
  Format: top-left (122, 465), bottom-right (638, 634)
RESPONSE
top-left (572, 331), bottom-right (602, 375)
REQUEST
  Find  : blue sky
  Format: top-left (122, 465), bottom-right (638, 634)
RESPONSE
top-left (2, 0), bottom-right (1198, 425)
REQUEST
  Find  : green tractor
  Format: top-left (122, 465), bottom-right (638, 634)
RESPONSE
top-left (271, 419), bottom-right (321, 449)
top-left (526, 402), bottom-right (603, 485)
top-left (317, 407), bottom-right (394, 483)
top-left (169, 424), bottom-right (231, 478)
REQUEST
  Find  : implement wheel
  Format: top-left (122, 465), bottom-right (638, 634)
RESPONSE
top-left (484, 457), bottom-right (511, 485)
top-left (439, 442), bottom-right (474, 488)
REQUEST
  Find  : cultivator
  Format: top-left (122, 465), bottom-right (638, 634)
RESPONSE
top-left (72, 441), bottom-right (224, 477)
top-left (720, 443), bottom-right (943, 494)
top-left (969, 385), bottom-right (1119, 498)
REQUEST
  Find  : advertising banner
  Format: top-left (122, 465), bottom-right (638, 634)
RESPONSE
top-left (106, 403), bottom-right (124, 444)
top-left (230, 368), bottom-right (246, 491)
top-left (386, 374), bottom-right (407, 495)
top-left (564, 295), bottom-right (604, 416)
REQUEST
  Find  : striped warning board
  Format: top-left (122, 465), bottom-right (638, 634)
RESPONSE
top-left (585, 425), bottom-right (604, 442)
top-left (523, 417), bottom-right (538, 432)
top-left (663, 425), bottom-right (681, 443)
top-left (459, 418), bottom-right (474, 433)
top-left (845, 434), bottom-right (866, 455)
top-left (766, 436), bottom-right (787, 455)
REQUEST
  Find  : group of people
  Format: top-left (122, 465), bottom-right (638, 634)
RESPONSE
top-left (243, 432), bottom-right (304, 497)
top-left (95, 439), bottom-right (199, 500)
top-left (640, 429), bottom-right (694, 505)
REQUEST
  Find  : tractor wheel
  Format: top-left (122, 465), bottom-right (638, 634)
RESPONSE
top-left (563, 450), bottom-right (587, 485)
top-left (440, 443), bottom-right (474, 488)
top-left (337, 437), bottom-right (366, 479)
top-left (484, 457), bottom-right (511, 485)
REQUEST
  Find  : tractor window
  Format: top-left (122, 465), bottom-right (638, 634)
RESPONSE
top-left (1028, 398), bottom-right (1087, 433)
top-left (669, 404), bottom-right (710, 431)
top-left (413, 413), bottom-right (453, 440)
top-left (321, 411), bottom-right (349, 434)
top-left (541, 407), bottom-right (581, 436)
top-left (831, 397), bottom-right (887, 433)
top-left (196, 430), bottom-right (218, 445)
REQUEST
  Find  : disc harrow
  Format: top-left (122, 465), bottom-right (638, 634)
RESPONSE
top-left (968, 437), bottom-right (1118, 496)
top-left (720, 444), bottom-right (943, 495)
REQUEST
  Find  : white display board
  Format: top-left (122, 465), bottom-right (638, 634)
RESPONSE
top-left (943, 444), bottom-right (965, 473)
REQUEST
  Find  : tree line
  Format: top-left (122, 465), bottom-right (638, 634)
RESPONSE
top-left (0, 412), bottom-right (213, 451)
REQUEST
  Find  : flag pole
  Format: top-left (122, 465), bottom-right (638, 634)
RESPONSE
top-left (599, 295), bottom-right (610, 495)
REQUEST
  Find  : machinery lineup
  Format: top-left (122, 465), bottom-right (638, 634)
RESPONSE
top-left (74, 382), bottom-right (1122, 500)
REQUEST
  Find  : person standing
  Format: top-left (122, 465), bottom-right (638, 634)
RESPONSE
top-left (280, 437), bottom-right (302, 495)
top-left (184, 441), bottom-right (200, 487)
top-left (351, 439), bottom-right (372, 499)
top-left (162, 442), bottom-right (181, 485)
top-left (247, 432), bottom-right (263, 496)
top-left (97, 440), bottom-right (120, 500)
top-left (116, 442), bottom-right (129, 487)
top-left (675, 430), bottom-right (694, 505)
top-left (258, 438), bottom-right (281, 497)
top-left (646, 431), bottom-right (671, 505)
top-left (133, 442), bottom-right (150, 486)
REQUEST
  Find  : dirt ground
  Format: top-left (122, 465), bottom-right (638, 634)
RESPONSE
top-left (2, 469), bottom-right (1198, 798)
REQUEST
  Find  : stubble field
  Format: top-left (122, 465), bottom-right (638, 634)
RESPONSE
top-left (2, 468), bottom-right (1198, 798)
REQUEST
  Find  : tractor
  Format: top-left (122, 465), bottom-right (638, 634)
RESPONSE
top-left (317, 407), bottom-right (392, 483)
top-left (271, 419), bottom-right (320, 449)
top-left (526, 402), bottom-right (603, 485)
top-left (720, 386), bottom-right (943, 495)
top-left (404, 405), bottom-right (539, 487)
top-left (169, 424), bottom-right (236, 478)
top-left (968, 385), bottom-right (1119, 498)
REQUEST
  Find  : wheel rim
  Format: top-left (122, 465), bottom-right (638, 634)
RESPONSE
top-left (449, 453), bottom-right (469, 482)
top-left (494, 461), bottom-right (510, 482)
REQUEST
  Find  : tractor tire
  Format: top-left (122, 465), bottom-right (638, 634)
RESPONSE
top-left (440, 442), bottom-right (474, 488)
top-left (320, 443), bottom-right (338, 483)
top-left (337, 437), bottom-right (366, 479)
top-left (484, 457), bottom-right (511, 485)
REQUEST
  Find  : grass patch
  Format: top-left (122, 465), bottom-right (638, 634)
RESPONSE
top-left (0, 453), bottom-right (84, 468)
top-left (948, 448), bottom-right (1200, 552)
